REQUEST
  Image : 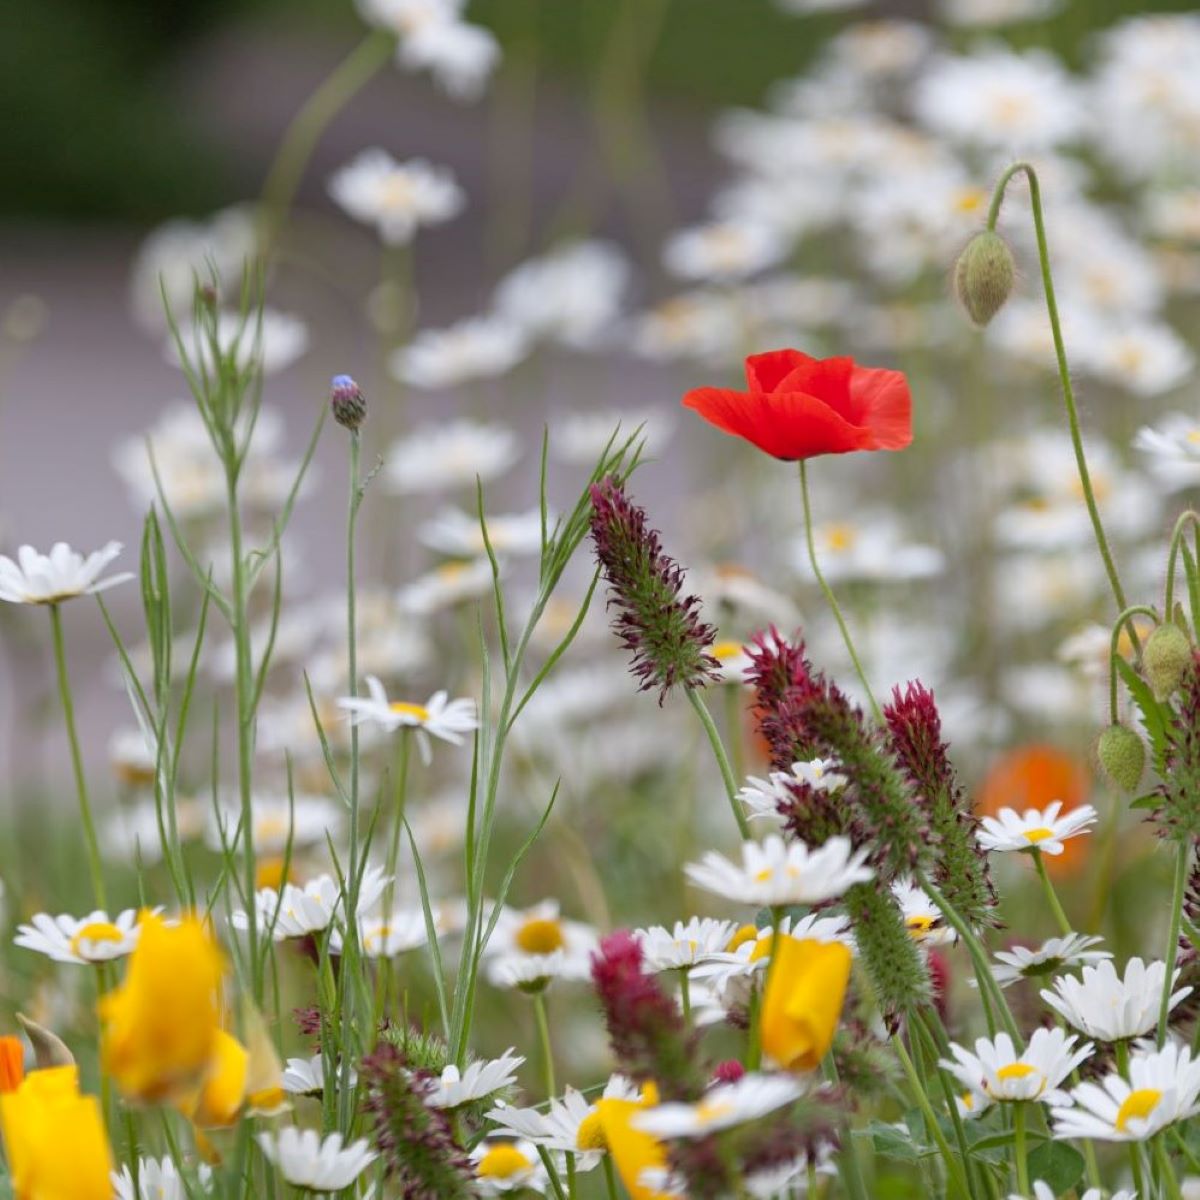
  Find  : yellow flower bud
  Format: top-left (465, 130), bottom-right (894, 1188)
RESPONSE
top-left (760, 936), bottom-right (852, 1073)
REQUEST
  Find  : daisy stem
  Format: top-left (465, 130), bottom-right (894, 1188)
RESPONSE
top-left (1012, 1102), bottom-right (1030, 1195)
top-left (685, 687), bottom-right (751, 839)
top-left (986, 162), bottom-right (1130, 629)
top-left (1030, 849), bottom-right (1072, 937)
top-left (49, 602), bottom-right (106, 909)
top-left (602, 1155), bottom-right (620, 1200)
top-left (1158, 838), bottom-right (1190, 1050)
top-left (797, 460), bottom-right (881, 724)
top-left (679, 969), bottom-right (692, 1026)
top-left (822, 1053), bottom-right (872, 1200)
top-left (533, 990), bottom-right (556, 1100)
top-left (893, 1034), bottom-right (972, 1200)
top-left (1156, 1136), bottom-right (1184, 1200)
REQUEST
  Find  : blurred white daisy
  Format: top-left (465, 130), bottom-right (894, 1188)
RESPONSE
top-left (1135, 412), bottom-right (1200, 491)
top-left (391, 316), bottom-right (527, 389)
top-left (328, 149), bottom-right (464, 244)
top-left (635, 1073), bottom-right (803, 1139)
top-left (397, 558), bottom-right (495, 616)
top-left (112, 1156), bottom-right (211, 1200)
top-left (15, 909), bottom-right (146, 965)
top-left (337, 676), bottom-right (477, 763)
top-left (1076, 319), bottom-right (1194, 397)
top-left (331, 907), bottom-right (433, 958)
top-left (685, 834), bottom-right (872, 907)
top-left (738, 758), bottom-right (847, 821)
top-left (1041, 958), bottom-right (1191, 1042)
top-left (282, 1054), bottom-right (355, 1097)
top-left (663, 220), bottom-right (787, 283)
top-left (470, 1138), bottom-right (546, 1195)
top-left (977, 802), bottom-right (1097, 856)
top-left (426, 1049), bottom-right (524, 1109)
top-left (207, 792), bottom-right (343, 855)
top-left (256, 1129), bottom-right (376, 1193)
top-left (386, 420), bottom-right (519, 494)
top-left (232, 867), bottom-right (390, 941)
top-left (941, 1028), bottom-right (1092, 1105)
top-left (1051, 1042), bottom-right (1200, 1142)
top-left (938, 0), bottom-right (1063, 25)
top-left (992, 933), bottom-right (1111, 988)
top-left (633, 918), bottom-right (739, 973)
top-left (484, 899), bottom-right (599, 990)
top-left (419, 507), bottom-right (544, 558)
top-left (0, 542), bottom-right (132, 605)
top-left (791, 517), bottom-right (943, 584)
top-left (168, 309), bottom-right (309, 375)
top-left (550, 407), bottom-right (675, 466)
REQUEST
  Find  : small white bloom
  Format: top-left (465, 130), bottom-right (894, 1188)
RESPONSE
top-left (232, 868), bottom-right (390, 941)
top-left (1135, 412), bottom-right (1200, 491)
top-left (992, 933), bottom-right (1111, 988)
top-left (939, 0), bottom-right (1063, 25)
top-left (663, 220), bottom-right (787, 283)
top-left (112, 1156), bottom-right (211, 1200)
top-left (282, 1054), bottom-right (356, 1097)
top-left (471, 1137), bottom-right (546, 1194)
top-left (419, 507), bottom-right (544, 558)
top-left (1041, 958), bottom-right (1192, 1042)
top-left (738, 758), bottom-right (846, 821)
top-left (892, 880), bottom-right (955, 947)
top-left (633, 918), bottom-right (739, 973)
top-left (15, 909), bottom-right (146, 965)
top-left (977, 802), bottom-right (1097, 856)
top-left (397, 558), bottom-right (495, 616)
top-left (257, 1129), bottom-right (376, 1192)
top-left (792, 518), bottom-right (943, 584)
top-left (1052, 1041), bottom-right (1200, 1141)
top-left (685, 835), bottom-right (873, 907)
top-left (328, 149), bottom-right (464, 244)
top-left (426, 1049), bottom-right (524, 1108)
top-left (941, 1028), bottom-right (1092, 1105)
top-left (484, 899), bottom-right (599, 990)
top-left (386, 420), bottom-right (519, 494)
top-left (168, 309), bottom-right (308, 376)
top-left (337, 676), bottom-right (478, 764)
top-left (332, 906), bottom-right (435, 958)
top-left (635, 1073), bottom-right (803, 1139)
top-left (550, 407), bottom-right (675, 466)
top-left (391, 316), bottom-right (527, 389)
top-left (0, 542), bottom-right (132, 605)
top-left (207, 792), bottom-right (344, 855)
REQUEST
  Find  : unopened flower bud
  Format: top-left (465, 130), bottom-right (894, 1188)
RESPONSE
top-left (1144, 623), bottom-right (1193, 701)
top-left (1096, 723), bottom-right (1145, 793)
top-left (16, 1013), bottom-right (73, 1068)
top-left (330, 374), bottom-right (366, 431)
top-left (954, 230), bottom-right (1015, 327)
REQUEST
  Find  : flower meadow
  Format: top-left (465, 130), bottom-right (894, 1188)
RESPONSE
top-left (12, 1), bottom-right (1200, 1198)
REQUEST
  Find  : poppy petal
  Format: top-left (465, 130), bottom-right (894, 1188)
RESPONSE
top-left (744, 349), bottom-right (811, 394)
top-left (848, 365), bottom-right (913, 450)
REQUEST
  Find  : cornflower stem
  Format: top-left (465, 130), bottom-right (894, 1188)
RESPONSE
top-left (602, 1155), bottom-right (620, 1200)
top-left (822, 1053), bottom-right (871, 1200)
top-left (893, 1034), bottom-right (971, 1199)
top-left (258, 31), bottom-right (395, 254)
top-left (533, 990), bottom-right (556, 1100)
top-left (798, 460), bottom-right (881, 723)
top-left (685, 686), bottom-right (751, 839)
top-left (1157, 1137), bottom-right (1184, 1200)
top-left (1158, 839), bottom-right (1190, 1049)
top-left (49, 603), bottom-right (106, 909)
top-left (986, 162), bottom-right (1129, 625)
top-left (1030, 849), bottom-right (1072, 936)
top-left (1012, 1103), bottom-right (1030, 1195)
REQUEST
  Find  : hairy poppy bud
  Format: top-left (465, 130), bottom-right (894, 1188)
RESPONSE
top-left (1096, 723), bottom-right (1145, 793)
top-left (954, 231), bottom-right (1015, 327)
top-left (1144, 623), bottom-right (1193, 701)
top-left (330, 374), bottom-right (366, 431)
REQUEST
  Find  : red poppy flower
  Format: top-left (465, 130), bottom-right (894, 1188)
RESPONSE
top-left (682, 348), bottom-right (912, 460)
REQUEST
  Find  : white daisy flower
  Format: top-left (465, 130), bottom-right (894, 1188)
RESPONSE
top-left (397, 558), bottom-right (496, 616)
top-left (955, 1086), bottom-right (994, 1122)
top-left (1041, 958), bottom-right (1192, 1042)
top-left (662, 220), bottom-right (787, 283)
top-left (1052, 1042), bottom-right (1200, 1142)
top-left (282, 1054), bottom-right (356, 1097)
top-left (337, 676), bottom-right (478, 763)
top-left (685, 834), bottom-right (872, 907)
top-left (486, 1077), bottom-right (640, 1171)
top-left (483, 900), bottom-right (599, 990)
top-left (328, 149), bottom-right (464, 244)
top-left (426, 1049), bottom-right (524, 1109)
top-left (1135, 412), bottom-right (1200, 492)
top-left (391, 316), bottom-right (527, 389)
top-left (108, 728), bottom-right (158, 788)
top-left (737, 759), bottom-right (846, 821)
top-left (977, 802), bottom-right (1098, 856)
top-left (941, 1029), bottom-right (1092, 1105)
top-left (634, 1073), bottom-right (803, 1139)
top-left (15, 909), bottom-right (146, 965)
top-left (470, 1138), bottom-right (546, 1194)
top-left (419, 507), bottom-right (545, 558)
top-left (0, 542), bottom-right (132, 605)
top-left (633, 918), bottom-right (740, 973)
top-left (332, 907), bottom-right (432, 958)
top-left (892, 880), bottom-right (956, 946)
top-left (232, 867), bottom-right (390, 941)
top-left (256, 1129), bottom-right (376, 1193)
top-left (939, 0), bottom-right (1063, 25)
top-left (168, 309), bottom-right (309, 376)
top-left (385, 420), bottom-right (519, 494)
top-left (791, 517), bottom-right (943, 584)
top-left (550, 407), bottom-right (675, 467)
top-left (112, 1156), bottom-right (211, 1200)
top-left (207, 792), bottom-right (344, 855)
top-left (709, 640), bottom-right (754, 685)
top-left (992, 934), bottom-right (1111, 988)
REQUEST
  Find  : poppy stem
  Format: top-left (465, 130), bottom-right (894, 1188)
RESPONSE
top-left (797, 460), bottom-right (882, 723)
top-left (986, 162), bottom-right (1130, 629)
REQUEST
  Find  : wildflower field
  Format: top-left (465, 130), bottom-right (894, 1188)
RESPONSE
top-left (9, 0), bottom-right (1200, 1197)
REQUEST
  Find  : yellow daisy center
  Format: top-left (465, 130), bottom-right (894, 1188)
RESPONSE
top-left (437, 561), bottom-right (469, 581)
top-left (953, 187), bottom-right (987, 215)
top-left (748, 934), bottom-right (775, 964)
top-left (995, 1063), bottom-right (1039, 1083)
top-left (1022, 827), bottom-right (1055, 844)
top-left (1187, 430), bottom-right (1200, 446)
top-left (576, 1111), bottom-right (608, 1152)
top-left (69, 921), bottom-right (124, 957)
top-left (1116, 1088), bottom-right (1162, 1132)
top-left (726, 924), bottom-right (759, 953)
top-left (380, 174), bottom-right (416, 213)
top-left (389, 701), bottom-right (430, 722)
top-left (255, 814), bottom-right (288, 842)
top-left (960, 1092), bottom-right (975, 1112)
top-left (905, 915), bottom-right (937, 939)
top-left (825, 523), bottom-right (857, 553)
top-left (477, 1145), bottom-right (533, 1179)
top-left (255, 857), bottom-right (291, 890)
top-left (515, 917), bottom-right (566, 955)
top-left (711, 641), bottom-right (743, 661)
top-left (753, 867), bottom-right (774, 883)
top-left (695, 1099), bottom-right (735, 1127)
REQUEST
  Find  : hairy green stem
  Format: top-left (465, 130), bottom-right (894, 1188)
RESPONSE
top-left (1158, 839), bottom-right (1190, 1049)
top-left (533, 990), bottom-right (556, 1100)
top-left (686, 687), bottom-right (750, 839)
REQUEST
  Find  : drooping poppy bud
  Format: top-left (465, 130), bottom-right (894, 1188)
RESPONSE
top-left (1145, 623), bottom-right (1193, 701)
top-left (954, 230), bottom-right (1015, 327)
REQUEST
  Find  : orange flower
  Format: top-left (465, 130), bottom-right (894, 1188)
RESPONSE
top-left (977, 745), bottom-right (1091, 876)
top-left (0, 1038), bottom-right (23, 1093)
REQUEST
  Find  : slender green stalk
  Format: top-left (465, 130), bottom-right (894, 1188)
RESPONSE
top-left (1158, 839), bottom-right (1191, 1049)
top-left (686, 687), bottom-right (750, 838)
top-left (533, 991), bottom-right (556, 1100)
top-left (822, 1053), bottom-right (871, 1200)
top-left (1031, 849), bottom-right (1072, 936)
top-left (894, 1035), bottom-right (971, 1199)
top-left (1108, 605), bottom-right (1158, 722)
top-left (1013, 1103), bottom-right (1030, 1195)
top-left (679, 969), bottom-right (692, 1026)
top-left (1164, 512), bottom-right (1200, 618)
top-left (50, 603), bottom-right (106, 908)
top-left (986, 162), bottom-right (1128, 622)
top-left (602, 1156), bottom-right (620, 1200)
top-left (798, 460), bottom-right (881, 722)
top-left (1157, 1136), bottom-right (1184, 1200)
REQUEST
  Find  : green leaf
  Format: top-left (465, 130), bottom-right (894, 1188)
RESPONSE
top-left (861, 1120), bottom-right (929, 1163)
top-left (1115, 655), bottom-right (1168, 767)
top-left (1027, 1140), bottom-right (1084, 1194)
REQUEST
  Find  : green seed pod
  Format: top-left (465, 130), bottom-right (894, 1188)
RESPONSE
top-left (1096, 723), bottom-right (1146, 793)
top-left (1144, 622), bottom-right (1193, 701)
top-left (954, 230), bottom-right (1016, 327)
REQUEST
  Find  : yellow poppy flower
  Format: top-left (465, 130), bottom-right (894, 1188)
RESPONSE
top-left (596, 1085), bottom-right (676, 1200)
top-left (759, 935), bottom-right (852, 1073)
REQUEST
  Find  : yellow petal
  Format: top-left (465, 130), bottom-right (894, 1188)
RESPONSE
top-left (759, 936), bottom-right (852, 1073)
top-left (182, 1030), bottom-right (248, 1129)
top-left (596, 1097), bottom-right (675, 1200)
